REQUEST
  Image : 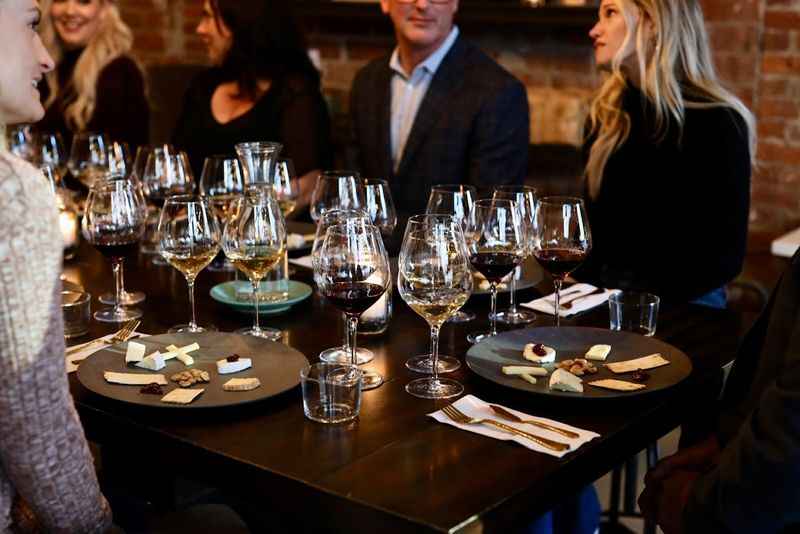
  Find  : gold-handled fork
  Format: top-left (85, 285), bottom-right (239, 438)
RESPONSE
top-left (66, 319), bottom-right (140, 356)
top-left (441, 404), bottom-right (570, 452)
top-left (489, 405), bottom-right (580, 439)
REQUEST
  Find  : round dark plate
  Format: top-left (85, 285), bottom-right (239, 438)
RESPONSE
top-left (77, 332), bottom-right (309, 408)
top-left (465, 327), bottom-right (692, 398)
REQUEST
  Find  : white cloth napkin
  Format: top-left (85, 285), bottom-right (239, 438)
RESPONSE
top-left (521, 283), bottom-right (619, 318)
top-left (65, 332), bottom-right (151, 374)
top-left (289, 255), bottom-right (313, 269)
top-left (429, 394), bottom-right (599, 458)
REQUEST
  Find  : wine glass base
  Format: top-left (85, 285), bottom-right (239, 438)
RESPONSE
top-left (237, 326), bottom-right (282, 341)
top-left (467, 331), bottom-right (496, 344)
top-left (405, 355), bottom-right (461, 374)
top-left (168, 324), bottom-right (217, 334)
top-left (99, 291), bottom-right (146, 306)
top-left (446, 310), bottom-right (475, 323)
top-left (360, 371), bottom-right (384, 390)
top-left (491, 309), bottom-right (536, 325)
top-left (405, 377), bottom-right (463, 399)
top-left (319, 346), bottom-right (374, 365)
top-left (94, 307), bottom-right (142, 323)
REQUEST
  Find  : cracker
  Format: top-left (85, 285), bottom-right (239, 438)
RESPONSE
top-left (161, 388), bottom-right (204, 404)
top-left (588, 379), bottom-right (646, 392)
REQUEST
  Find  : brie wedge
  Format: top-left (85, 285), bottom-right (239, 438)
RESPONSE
top-left (549, 368), bottom-right (584, 393)
top-left (585, 344), bottom-right (611, 361)
top-left (135, 351), bottom-right (166, 371)
top-left (125, 341), bottom-right (147, 364)
top-left (216, 357), bottom-right (252, 374)
top-left (502, 366), bottom-right (548, 377)
top-left (523, 343), bottom-right (556, 363)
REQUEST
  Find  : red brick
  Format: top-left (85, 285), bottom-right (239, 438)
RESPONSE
top-left (763, 30), bottom-right (791, 51)
top-left (758, 119), bottom-right (787, 139)
top-left (758, 98), bottom-right (800, 119)
top-left (761, 79), bottom-right (789, 97)
top-left (762, 54), bottom-right (800, 75)
top-left (764, 10), bottom-right (800, 30)
top-left (710, 25), bottom-right (759, 53)
top-left (701, 0), bottom-right (760, 21)
top-left (759, 141), bottom-right (800, 165)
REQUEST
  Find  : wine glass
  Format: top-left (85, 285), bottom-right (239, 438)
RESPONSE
top-left (222, 188), bottom-right (286, 340)
top-left (466, 198), bottom-right (526, 344)
top-left (37, 132), bottom-right (67, 175)
top-left (363, 178), bottom-right (397, 236)
top-left (491, 185), bottom-right (538, 325)
top-left (234, 141), bottom-right (283, 190)
top-left (314, 222), bottom-right (390, 390)
top-left (309, 171), bottom-right (364, 222)
top-left (398, 215), bottom-right (473, 391)
top-left (312, 209), bottom-right (375, 365)
top-left (273, 158), bottom-right (298, 218)
top-left (106, 141), bottom-right (131, 175)
top-left (82, 176), bottom-right (146, 322)
top-left (157, 195), bottom-right (221, 333)
top-left (531, 196), bottom-right (592, 327)
top-left (199, 155), bottom-right (244, 271)
top-left (425, 184), bottom-right (477, 323)
top-left (7, 124), bottom-right (37, 162)
top-left (68, 132), bottom-right (108, 189)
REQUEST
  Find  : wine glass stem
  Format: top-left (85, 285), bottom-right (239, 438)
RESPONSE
top-left (186, 277), bottom-right (197, 329)
top-left (251, 279), bottom-right (261, 332)
top-left (490, 282), bottom-right (498, 337)
top-left (112, 259), bottom-right (123, 316)
top-left (553, 277), bottom-right (563, 327)
top-left (430, 324), bottom-right (440, 381)
top-left (341, 313), bottom-right (350, 350)
top-left (118, 262), bottom-right (128, 301)
top-left (508, 267), bottom-right (518, 313)
top-left (347, 315), bottom-right (359, 366)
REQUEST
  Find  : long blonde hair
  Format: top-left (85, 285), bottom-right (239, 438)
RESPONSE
top-left (40, 0), bottom-right (138, 132)
top-left (585, 0), bottom-right (756, 199)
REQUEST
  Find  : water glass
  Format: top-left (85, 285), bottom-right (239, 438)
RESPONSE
top-left (62, 290), bottom-right (91, 338)
top-left (608, 292), bottom-right (660, 336)
top-left (301, 363), bottom-right (362, 424)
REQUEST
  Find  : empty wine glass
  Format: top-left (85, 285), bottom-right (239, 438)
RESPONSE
top-left (426, 184), bottom-right (477, 323)
top-left (199, 155), bottom-right (244, 272)
top-left (235, 141), bottom-right (283, 190)
top-left (491, 185), bottom-right (538, 325)
top-left (68, 132), bottom-right (108, 189)
top-left (82, 176), bottom-right (146, 322)
top-left (466, 198), bottom-right (526, 344)
top-left (312, 209), bottom-right (375, 365)
top-left (363, 178), bottom-right (397, 236)
top-left (7, 124), bottom-right (37, 162)
top-left (37, 132), bottom-right (67, 175)
top-left (398, 215), bottom-right (473, 390)
top-left (309, 171), bottom-right (364, 222)
top-left (532, 196), bottom-right (592, 327)
top-left (274, 158), bottom-right (298, 218)
top-left (314, 222), bottom-right (390, 391)
top-left (106, 141), bottom-right (131, 175)
top-left (158, 195), bottom-right (221, 333)
top-left (223, 188), bottom-right (286, 340)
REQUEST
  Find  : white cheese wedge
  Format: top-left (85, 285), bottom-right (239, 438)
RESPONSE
top-left (588, 379), bottom-right (646, 392)
top-left (125, 341), bottom-right (147, 364)
top-left (549, 368), bottom-right (584, 393)
top-left (502, 366), bottom-right (549, 376)
top-left (585, 344), bottom-right (611, 361)
top-left (606, 353), bottom-right (670, 374)
top-left (216, 357), bottom-right (252, 374)
top-left (104, 371), bottom-right (167, 386)
top-left (161, 388), bottom-right (204, 404)
top-left (523, 343), bottom-right (556, 363)
top-left (223, 378), bottom-right (262, 391)
top-left (135, 351), bottom-right (166, 371)
top-left (519, 373), bottom-right (538, 385)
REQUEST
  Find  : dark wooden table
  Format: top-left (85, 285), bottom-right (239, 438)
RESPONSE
top-left (64, 236), bottom-right (756, 533)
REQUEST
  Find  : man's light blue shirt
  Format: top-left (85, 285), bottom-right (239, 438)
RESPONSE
top-left (389, 26), bottom-right (459, 172)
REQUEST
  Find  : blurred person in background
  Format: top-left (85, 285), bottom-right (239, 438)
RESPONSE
top-left (38, 0), bottom-right (149, 149)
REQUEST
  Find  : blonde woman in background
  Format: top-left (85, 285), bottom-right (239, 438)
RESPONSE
top-left (38, 0), bottom-right (148, 149)
top-left (0, 0), bottom-right (112, 531)
top-left (576, 0), bottom-right (754, 308)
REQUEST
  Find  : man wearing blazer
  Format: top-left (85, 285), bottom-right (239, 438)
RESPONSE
top-left (350, 0), bottom-right (529, 224)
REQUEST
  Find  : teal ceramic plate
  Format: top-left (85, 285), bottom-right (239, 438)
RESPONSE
top-left (210, 280), bottom-right (313, 314)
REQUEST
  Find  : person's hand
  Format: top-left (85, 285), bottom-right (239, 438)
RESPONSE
top-left (646, 435), bottom-right (720, 486)
top-left (653, 470), bottom-right (700, 534)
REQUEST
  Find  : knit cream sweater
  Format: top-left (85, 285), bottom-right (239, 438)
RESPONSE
top-left (0, 147), bottom-right (111, 533)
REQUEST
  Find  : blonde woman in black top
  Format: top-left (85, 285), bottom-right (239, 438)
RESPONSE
top-left (577, 0), bottom-right (755, 307)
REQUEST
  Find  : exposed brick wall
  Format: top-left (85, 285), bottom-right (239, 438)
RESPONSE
top-left (116, 0), bottom-right (800, 239)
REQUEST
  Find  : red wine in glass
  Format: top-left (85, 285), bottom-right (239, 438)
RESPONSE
top-left (469, 251), bottom-right (521, 283)
top-left (533, 248), bottom-right (587, 279)
top-left (323, 282), bottom-right (386, 316)
top-left (94, 240), bottom-right (140, 261)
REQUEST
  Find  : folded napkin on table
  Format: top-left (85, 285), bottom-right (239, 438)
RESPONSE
top-left (521, 283), bottom-right (619, 318)
top-left (429, 394), bottom-right (599, 458)
top-left (65, 332), bottom-right (151, 374)
top-left (289, 255), bottom-right (313, 269)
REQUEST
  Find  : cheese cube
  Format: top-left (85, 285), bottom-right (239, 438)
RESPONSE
top-left (135, 351), bottom-right (166, 371)
top-left (125, 341), bottom-right (147, 364)
top-left (523, 343), bottom-right (556, 363)
top-left (585, 344), bottom-right (611, 361)
top-left (549, 368), bottom-right (584, 393)
top-left (216, 357), bottom-right (252, 374)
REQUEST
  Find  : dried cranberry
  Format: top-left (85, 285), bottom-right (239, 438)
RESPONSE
top-left (631, 369), bottom-right (651, 382)
top-left (140, 383), bottom-right (163, 395)
top-left (532, 344), bottom-right (547, 357)
top-left (226, 354), bottom-right (240, 362)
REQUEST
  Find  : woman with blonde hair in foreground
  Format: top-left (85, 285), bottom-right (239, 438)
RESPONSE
top-left (576, 0), bottom-right (754, 309)
top-left (38, 0), bottom-right (149, 149)
top-left (0, 0), bottom-right (112, 531)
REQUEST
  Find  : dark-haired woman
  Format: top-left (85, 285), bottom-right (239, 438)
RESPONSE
top-left (172, 0), bottom-right (333, 212)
